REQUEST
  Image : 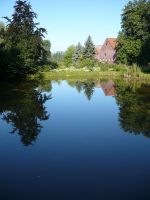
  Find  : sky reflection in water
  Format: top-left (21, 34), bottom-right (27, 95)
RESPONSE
top-left (0, 79), bottom-right (150, 200)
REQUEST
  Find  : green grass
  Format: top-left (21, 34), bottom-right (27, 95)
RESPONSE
top-left (29, 64), bottom-right (150, 81)
top-left (29, 70), bottom-right (122, 81)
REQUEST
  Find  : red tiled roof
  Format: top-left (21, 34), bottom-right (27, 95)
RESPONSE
top-left (107, 38), bottom-right (117, 49)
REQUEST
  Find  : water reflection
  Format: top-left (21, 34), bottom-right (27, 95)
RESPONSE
top-left (1, 79), bottom-right (150, 145)
top-left (115, 81), bottom-right (150, 138)
top-left (67, 79), bottom-right (150, 138)
top-left (67, 79), bottom-right (116, 98)
top-left (95, 80), bottom-right (116, 96)
top-left (0, 81), bottom-right (51, 145)
top-left (67, 80), bottom-right (95, 100)
top-left (1, 79), bottom-right (150, 200)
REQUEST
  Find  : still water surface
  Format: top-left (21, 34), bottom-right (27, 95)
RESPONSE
top-left (0, 79), bottom-right (150, 200)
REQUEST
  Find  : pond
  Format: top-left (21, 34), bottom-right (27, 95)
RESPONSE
top-left (0, 79), bottom-right (150, 200)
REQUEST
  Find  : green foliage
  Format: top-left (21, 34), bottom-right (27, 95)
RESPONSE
top-left (0, 21), bottom-right (5, 30)
top-left (116, 0), bottom-right (150, 65)
top-left (0, 0), bottom-right (49, 79)
top-left (125, 64), bottom-right (142, 78)
top-left (62, 45), bottom-right (75, 67)
top-left (116, 32), bottom-right (142, 64)
top-left (72, 42), bottom-right (83, 63)
top-left (49, 61), bottom-right (59, 69)
top-left (77, 58), bottom-right (96, 69)
top-left (83, 35), bottom-right (95, 59)
top-left (67, 80), bottom-right (95, 100)
top-left (39, 62), bottom-right (58, 71)
top-left (51, 51), bottom-right (64, 63)
top-left (0, 21), bottom-right (5, 44)
top-left (0, 80), bottom-right (51, 145)
top-left (115, 81), bottom-right (150, 137)
top-left (60, 36), bottom-right (95, 69)
top-left (41, 40), bottom-right (51, 64)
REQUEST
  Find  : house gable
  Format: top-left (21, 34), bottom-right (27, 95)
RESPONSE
top-left (97, 38), bottom-right (117, 63)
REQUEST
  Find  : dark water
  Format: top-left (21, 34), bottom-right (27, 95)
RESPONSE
top-left (0, 79), bottom-right (150, 200)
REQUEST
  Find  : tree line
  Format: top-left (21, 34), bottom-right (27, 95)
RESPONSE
top-left (53, 0), bottom-right (150, 68)
top-left (60, 35), bottom-right (96, 68)
top-left (0, 0), bottom-right (150, 79)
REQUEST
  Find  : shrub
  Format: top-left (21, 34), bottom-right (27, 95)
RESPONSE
top-left (76, 59), bottom-right (95, 69)
top-left (49, 61), bottom-right (59, 69)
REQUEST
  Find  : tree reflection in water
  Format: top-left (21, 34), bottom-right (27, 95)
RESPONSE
top-left (67, 80), bottom-right (95, 100)
top-left (0, 80), bottom-right (52, 145)
top-left (115, 81), bottom-right (150, 138)
top-left (67, 79), bottom-right (150, 138)
top-left (1, 79), bottom-right (150, 144)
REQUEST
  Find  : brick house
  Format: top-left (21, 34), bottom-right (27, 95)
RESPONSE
top-left (97, 38), bottom-right (117, 63)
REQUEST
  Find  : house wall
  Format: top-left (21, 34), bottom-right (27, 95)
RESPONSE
top-left (95, 45), bottom-right (102, 60)
top-left (98, 40), bottom-right (116, 63)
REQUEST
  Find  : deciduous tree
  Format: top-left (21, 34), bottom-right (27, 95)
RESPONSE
top-left (116, 0), bottom-right (150, 65)
top-left (62, 45), bottom-right (75, 67)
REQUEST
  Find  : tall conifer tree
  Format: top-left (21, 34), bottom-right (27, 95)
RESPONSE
top-left (83, 35), bottom-right (95, 59)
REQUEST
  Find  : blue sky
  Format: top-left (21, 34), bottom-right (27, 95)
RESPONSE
top-left (0, 0), bottom-right (129, 52)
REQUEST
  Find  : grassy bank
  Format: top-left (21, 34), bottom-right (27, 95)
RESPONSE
top-left (29, 64), bottom-right (150, 81)
top-left (31, 70), bottom-right (122, 80)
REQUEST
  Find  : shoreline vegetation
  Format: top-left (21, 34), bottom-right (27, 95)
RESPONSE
top-left (0, 0), bottom-right (150, 81)
top-left (29, 63), bottom-right (150, 81)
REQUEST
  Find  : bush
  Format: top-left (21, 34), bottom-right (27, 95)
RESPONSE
top-left (113, 64), bottom-right (128, 72)
top-left (125, 64), bottom-right (143, 78)
top-left (38, 62), bottom-right (58, 72)
top-left (49, 61), bottom-right (59, 69)
top-left (76, 59), bottom-right (95, 69)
